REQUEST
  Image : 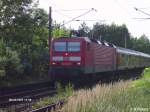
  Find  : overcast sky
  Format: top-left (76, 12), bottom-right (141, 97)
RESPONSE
top-left (38, 0), bottom-right (150, 39)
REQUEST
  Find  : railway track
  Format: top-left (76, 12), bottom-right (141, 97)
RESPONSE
top-left (0, 81), bottom-right (56, 111)
top-left (30, 99), bottom-right (65, 112)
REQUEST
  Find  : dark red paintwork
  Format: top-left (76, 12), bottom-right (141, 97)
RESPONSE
top-left (50, 37), bottom-right (116, 76)
top-left (50, 37), bottom-right (85, 66)
top-left (92, 43), bottom-right (116, 73)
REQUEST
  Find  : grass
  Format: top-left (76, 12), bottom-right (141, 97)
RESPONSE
top-left (60, 67), bottom-right (150, 112)
top-left (31, 68), bottom-right (150, 112)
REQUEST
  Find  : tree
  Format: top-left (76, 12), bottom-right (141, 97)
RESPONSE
top-left (78, 22), bottom-right (90, 37)
top-left (0, 0), bottom-right (50, 82)
top-left (92, 23), bottom-right (131, 47)
top-left (52, 21), bottom-right (70, 38)
top-left (131, 35), bottom-right (150, 54)
top-left (0, 0), bottom-right (34, 41)
top-left (0, 39), bottom-right (22, 77)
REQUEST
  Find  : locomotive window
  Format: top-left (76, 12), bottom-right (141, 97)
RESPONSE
top-left (68, 42), bottom-right (80, 52)
top-left (54, 42), bottom-right (66, 51)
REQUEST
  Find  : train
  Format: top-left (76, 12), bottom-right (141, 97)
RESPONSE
top-left (49, 36), bottom-right (150, 79)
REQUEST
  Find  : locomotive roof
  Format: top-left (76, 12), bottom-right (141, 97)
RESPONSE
top-left (80, 37), bottom-right (150, 58)
top-left (79, 37), bottom-right (116, 47)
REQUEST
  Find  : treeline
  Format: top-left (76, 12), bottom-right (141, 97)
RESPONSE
top-left (0, 0), bottom-right (150, 86)
top-left (77, 22), bottom-right (150, 54)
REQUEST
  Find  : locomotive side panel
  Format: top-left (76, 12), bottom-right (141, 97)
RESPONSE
top-left (83, 42), bottom-right (95, 74)
top-left (93, 43), bottom-right (116, 73)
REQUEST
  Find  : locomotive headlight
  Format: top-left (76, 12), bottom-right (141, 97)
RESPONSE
top-left (52, 56), bottom-right (63, 61)
top-left (69, 56), bottom-right (81, 61)
top-left (77, 62), bottom-right (81, 65)
top-left (52, 62), bottom-right (56, 65)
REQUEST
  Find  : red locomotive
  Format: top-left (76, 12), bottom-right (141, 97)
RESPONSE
top-left (49, 37), bottom-right (150, 80)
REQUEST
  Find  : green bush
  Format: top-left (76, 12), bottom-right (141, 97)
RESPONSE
top-left (0, 40), bottom-right (23, 77)
top-left (132, 67), bottom-right (150, 94)
top-left (143, 67), bottom-right (150, 78)
top-left (65, 82), bottom-right (74, 97)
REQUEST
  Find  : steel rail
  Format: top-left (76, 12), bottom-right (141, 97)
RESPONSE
top-left (30, 99), bottom-right (65, 112)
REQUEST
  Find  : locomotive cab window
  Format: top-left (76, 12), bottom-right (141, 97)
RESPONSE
top-left (68, 42), bottom-right (80, 52)
top-left (54, 42), bottom-right (66, 52)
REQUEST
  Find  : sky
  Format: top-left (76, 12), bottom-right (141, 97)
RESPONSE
top-left (38, 0), bottom-right (150, 39)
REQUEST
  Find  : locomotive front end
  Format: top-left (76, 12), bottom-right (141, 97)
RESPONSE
top-left (49, 37), bottom-right (84, 80)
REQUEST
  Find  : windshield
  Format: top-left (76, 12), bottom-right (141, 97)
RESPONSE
top-left (54, 42), bottom-right (66, 51)
top-left (54, 41), bottom-right (80, 52)
top-left (68, 42), bottom-right (80, 52)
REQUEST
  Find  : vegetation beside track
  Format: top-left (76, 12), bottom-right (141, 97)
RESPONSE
top-left (132, 67), bottom-right (150, 92)
top-left (60, 68), bottom-right (150, 112)
top-left (31, 82), bottom-right (73, 110)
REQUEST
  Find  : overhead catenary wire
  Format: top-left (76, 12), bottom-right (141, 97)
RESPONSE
top-left (75, 19), bottom-right (106, 22)
top-left (54, 10), bottom-right (73, 18)
top-left (137, 7), bottom-right (150, 10)
top-left (54, 8), bottom-right (91, 12)
top-left (132, 17), bottom-right (150, 20)
top-left (60, 8), bottom-right (97, 26)
top-left (53, 8), bottom-right (101, 19)
top-left (134, 7), bottom-right (150, 17)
